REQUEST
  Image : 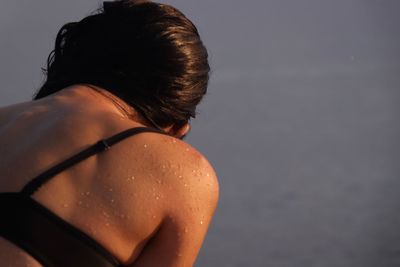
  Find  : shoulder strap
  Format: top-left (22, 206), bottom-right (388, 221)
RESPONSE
top-left (21, 127), bottom-right (170, 196)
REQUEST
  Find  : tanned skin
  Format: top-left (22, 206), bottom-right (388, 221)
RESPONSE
top-left (0, 85), bottom-right (219, 267)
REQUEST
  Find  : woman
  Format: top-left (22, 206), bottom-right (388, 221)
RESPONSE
top-left (0, 1), bottom-right (219, 266)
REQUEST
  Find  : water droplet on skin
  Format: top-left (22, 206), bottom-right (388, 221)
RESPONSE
top-left (152, 215), bottom-right (156, 219)
top-left (127, 175), bottom-right (135, 181)
top-left (155, 196), bottom-right (160, 200)
top-left (178, 175), bottom-right (183, 179)
top-left (110, 199), bottom-right (115, 204)
top-left (172, 139), bottom-right (177, 143)
top-left (105, 222), bottom-right (110, 227)
top-left (200, 220), bottom-right (204, 225)
top-left (63, 204), bottom-right (68, 208)
top-left (206, 173), bottom-right (210, 177)
top-left (184, 183), bottom-right (188, 187)
top-left (144, 144), bottom-right (148, 148)
top-left (162, 165), bottom-right (166, 169)
top-left (85, 191), bottom-right (91, 196)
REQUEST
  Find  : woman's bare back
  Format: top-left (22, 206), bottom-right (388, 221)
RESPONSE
top-left (0, 86), bottom-right (219, 267)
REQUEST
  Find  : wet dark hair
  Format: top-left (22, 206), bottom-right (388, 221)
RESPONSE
top-left (33, 0), bottom-right (210, 128)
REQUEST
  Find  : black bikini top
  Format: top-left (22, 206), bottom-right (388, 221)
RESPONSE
top-left (0, 127), bottom-right (170, 267)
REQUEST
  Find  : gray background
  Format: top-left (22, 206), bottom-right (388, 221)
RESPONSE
top-left (1, 1), bottom-right (400, 266)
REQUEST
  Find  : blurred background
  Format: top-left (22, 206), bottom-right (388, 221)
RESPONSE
top-left (1, 0), bottom-right (400, 266)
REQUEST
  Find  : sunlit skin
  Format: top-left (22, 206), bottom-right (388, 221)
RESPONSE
top-left (0, 84), bottom-right (219, 267)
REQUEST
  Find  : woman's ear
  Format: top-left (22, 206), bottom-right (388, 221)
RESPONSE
top-left (167, 122), bottom-right (191, 139)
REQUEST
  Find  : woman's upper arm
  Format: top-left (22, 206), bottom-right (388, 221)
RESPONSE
top-left (129, 154), bottom-right (219, 267)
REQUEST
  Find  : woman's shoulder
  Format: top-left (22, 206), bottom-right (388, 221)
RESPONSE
top-left (126, 127), bottom-right (218, 178)
top-left (120, 128), bottom-right (219, 203)
top-left (116, 130), bottom-right (220, 266)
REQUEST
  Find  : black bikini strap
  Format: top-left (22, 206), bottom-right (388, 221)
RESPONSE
top-left (21, 127), bottom-right (170, 196)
